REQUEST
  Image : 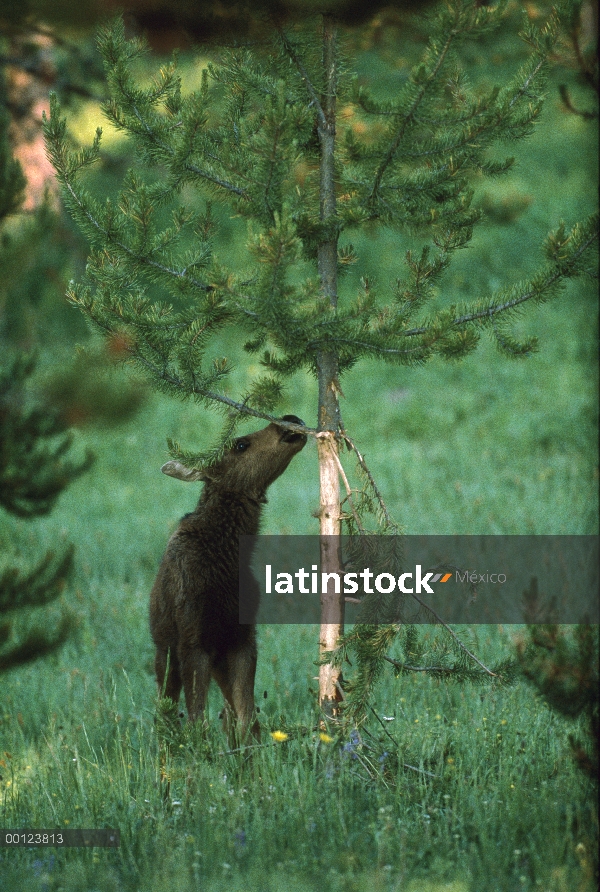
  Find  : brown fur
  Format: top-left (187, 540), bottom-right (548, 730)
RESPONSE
top-left (149, 416), bottom-right (306, 742)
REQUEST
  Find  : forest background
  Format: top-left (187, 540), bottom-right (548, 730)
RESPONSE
top-left (0, 1), bottom-right (597, 890)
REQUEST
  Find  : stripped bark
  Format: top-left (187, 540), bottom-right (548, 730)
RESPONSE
top-left (316, 15), bottom-right (344, 717)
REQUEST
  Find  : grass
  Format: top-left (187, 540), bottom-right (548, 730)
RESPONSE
top-left (0, 622), bottom-right (596, 891)
top-left (1, 7), bottom-right (598, 891)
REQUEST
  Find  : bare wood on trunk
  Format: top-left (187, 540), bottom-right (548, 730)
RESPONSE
top-left (317, 431), bottom-right (344, 717)
top-left (316, 15), bottom-right (344, 718)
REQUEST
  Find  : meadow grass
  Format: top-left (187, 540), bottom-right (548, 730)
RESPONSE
top-left (0, 620), bottom-right (596, 891)
top-left (1, 16), bottom-right (598, 892)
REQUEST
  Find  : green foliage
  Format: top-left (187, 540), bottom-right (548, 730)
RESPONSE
top-left (0, 354), bottom-right (94, 518)
top-left (0, 105), bottom-right (25, 221)
top-left (333, 622), bottom-right (518, 725)
top-left (0, 353), bottom-right (92, 672)
top-left (516, 616), bottom-right (599, 784)
top-left (43, 4), bottom-right (598, 468)
top-left (40, 344), bottom-right (149, 428)
top-left (0, 547), bottom-right (74, 673)
top-left (0, 16), bottom-right (108, 344)
top-left (0, 95), bottom-right (94, 673)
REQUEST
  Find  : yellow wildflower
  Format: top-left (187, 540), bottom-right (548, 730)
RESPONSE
top-left (270, 731), bottom-right (289, 742)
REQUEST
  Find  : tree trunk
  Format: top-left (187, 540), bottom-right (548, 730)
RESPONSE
top-left (317, 430), bottom-right (344, 717)
top-left (316, 15), bottom-right (344, 718)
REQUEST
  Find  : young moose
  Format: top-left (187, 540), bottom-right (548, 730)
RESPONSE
top-left (150, 415), bottom-right (306, 742)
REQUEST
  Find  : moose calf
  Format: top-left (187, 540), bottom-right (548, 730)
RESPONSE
top-left (149, 415), bottom-right (306, 742)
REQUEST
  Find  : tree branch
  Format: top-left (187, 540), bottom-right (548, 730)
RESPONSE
top-left (341, 434), bottom-right (399, 532)
top-left (405, 592), bottom-right (497, 677)
top-left (129, 106), bottom-right (248, 198)
top-left (368, 27), bottom-right (457, 204)
top-left (59, 177), bottom-right (214, 291)
top-left (276, 26), bottom-right (327, 129)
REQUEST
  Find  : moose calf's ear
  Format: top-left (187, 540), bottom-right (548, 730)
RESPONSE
top-left (161, 460), bottom-right (205, 482)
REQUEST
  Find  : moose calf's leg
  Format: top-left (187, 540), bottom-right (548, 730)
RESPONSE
top-left (155, 647), bottom-right (183, 704)
top-left (213, 643), bottom-right (260, 743)
top-left (179, 647), bottom-right (212, 723)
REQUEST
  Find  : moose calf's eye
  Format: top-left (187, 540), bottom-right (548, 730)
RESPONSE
top-left (235, 440), bottom-right (250, 452)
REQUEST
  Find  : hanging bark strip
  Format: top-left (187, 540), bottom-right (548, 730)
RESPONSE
top-left (316, 14), bottom-right (344, 718)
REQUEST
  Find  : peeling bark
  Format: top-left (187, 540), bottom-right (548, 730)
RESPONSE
top-left (316, 15), bottom-right (344, 717)
top-left (317, 431), bottom-right (344, 716)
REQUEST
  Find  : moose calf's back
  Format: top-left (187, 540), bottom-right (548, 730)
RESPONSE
top-left (149, 416), bottom-right (306, 740)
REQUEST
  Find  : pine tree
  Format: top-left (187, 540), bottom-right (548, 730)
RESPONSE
top-left (0, 92), bottom-right (93, 673)
top-left (0, 357), bottom-right (95, 673)
top-left (43, 2), bottom-right (598, 716)
top-left (517, 587), bottom-right (599, 785)
top-left (515, 603), bottom-right (599, 886)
